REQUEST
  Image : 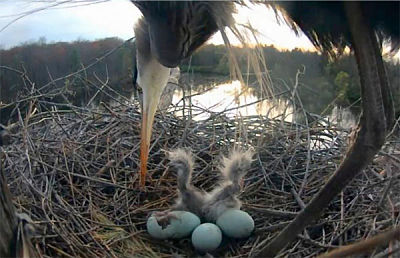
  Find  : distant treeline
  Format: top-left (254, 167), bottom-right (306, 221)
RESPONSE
top-left (0, 37), bottom-right (399, 124)
top-left (0, 37), bottom-right (135, 108)
top-left (182, 44), bottom-right (400, 115)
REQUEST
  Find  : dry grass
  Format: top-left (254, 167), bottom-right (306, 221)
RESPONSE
top-left (1, 83), bottom-right (399, 257)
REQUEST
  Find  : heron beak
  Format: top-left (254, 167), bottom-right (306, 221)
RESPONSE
top-left (138, 61), bottom-right (170, 187)
top-left (139, 92), bottom-right (158, 187)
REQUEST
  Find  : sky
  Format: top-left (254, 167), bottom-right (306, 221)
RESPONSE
top-left (0, 0), bottom-right (316, 51)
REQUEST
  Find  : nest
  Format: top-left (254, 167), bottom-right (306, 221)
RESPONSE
top-left (1, 92), bottom-right (400, 257)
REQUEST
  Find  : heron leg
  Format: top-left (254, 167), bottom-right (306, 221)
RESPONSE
top-left (257, 2), bottom-right (394, 256)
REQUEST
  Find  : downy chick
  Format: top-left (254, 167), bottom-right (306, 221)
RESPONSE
top-left (169, 149), bottom-right (208, 218)
top-left (202, 149), bottom-right (253, 222)
top-left (168, 148), bottom-right (253, 222)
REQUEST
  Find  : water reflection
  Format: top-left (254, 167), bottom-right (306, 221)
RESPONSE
top-left (172, 80), bottom-right (294, 121)
top-left (329, 106), bottom-right (357, 129)
top-left (170, 79), bottom-right (357, 129)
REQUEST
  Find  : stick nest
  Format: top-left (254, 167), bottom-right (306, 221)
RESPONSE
top-left (2, 98), bottom-right (399, 257)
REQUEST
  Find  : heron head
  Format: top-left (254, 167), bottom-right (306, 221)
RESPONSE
top-left (135, 54), bottom-right (171, 187)
top-left (134, 18), bottom-right (172, 187)
top-left (147, 15), bottom-right (184, 68)
top-left (132, 1), bottom-right (235, 187)
top-left (134, 1), bottom-right (234, 68)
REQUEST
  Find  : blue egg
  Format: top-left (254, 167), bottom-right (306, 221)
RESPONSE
top-left (216, 209), bottom-right (254, 238)
top-left (191, 223), bottom-right (222, 252)
top-left (147, 211), bottom-right (200, 239)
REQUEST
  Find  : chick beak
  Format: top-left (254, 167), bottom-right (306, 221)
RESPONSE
top-left (138, 62), bottom-right (170, 188)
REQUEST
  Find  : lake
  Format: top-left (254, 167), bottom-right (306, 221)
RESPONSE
top-left (170, 79), bottom-right (356, 129)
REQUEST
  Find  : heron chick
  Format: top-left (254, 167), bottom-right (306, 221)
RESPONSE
top-left (168, 148), bottom-right (253, 222)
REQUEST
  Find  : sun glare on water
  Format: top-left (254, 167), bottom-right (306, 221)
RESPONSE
top-left (172, 80), bottom-right (293, 121)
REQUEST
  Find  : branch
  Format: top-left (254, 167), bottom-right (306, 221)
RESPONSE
top-left (319, 226), bottom-right (400, 257)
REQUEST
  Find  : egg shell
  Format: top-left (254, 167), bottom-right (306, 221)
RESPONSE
top-left (191, 223), bottom-right (222, 252)
top-left (216, 209), bottom-right (254, 238)
top-left (147, 211), bottom-right (201, 239)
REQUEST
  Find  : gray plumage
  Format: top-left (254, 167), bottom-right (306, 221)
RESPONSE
top-left (168, 148), bottom-right (253, 222)
top-left (132, 1), bottom-right (399, 63)
top-left (269, 1), bottom-right (400, 57)
top-left (169, 149), bottom-right (207, 217)
top-left (202, 150), bottom-right (253, 221)
top-left (131, 1), bottom-right (235, 68)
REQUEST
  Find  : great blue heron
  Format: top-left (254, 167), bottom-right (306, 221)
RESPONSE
top-left (132, 1), bottom-right (235, 187)
top-left (131, 1), bottom-right (399, 255)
